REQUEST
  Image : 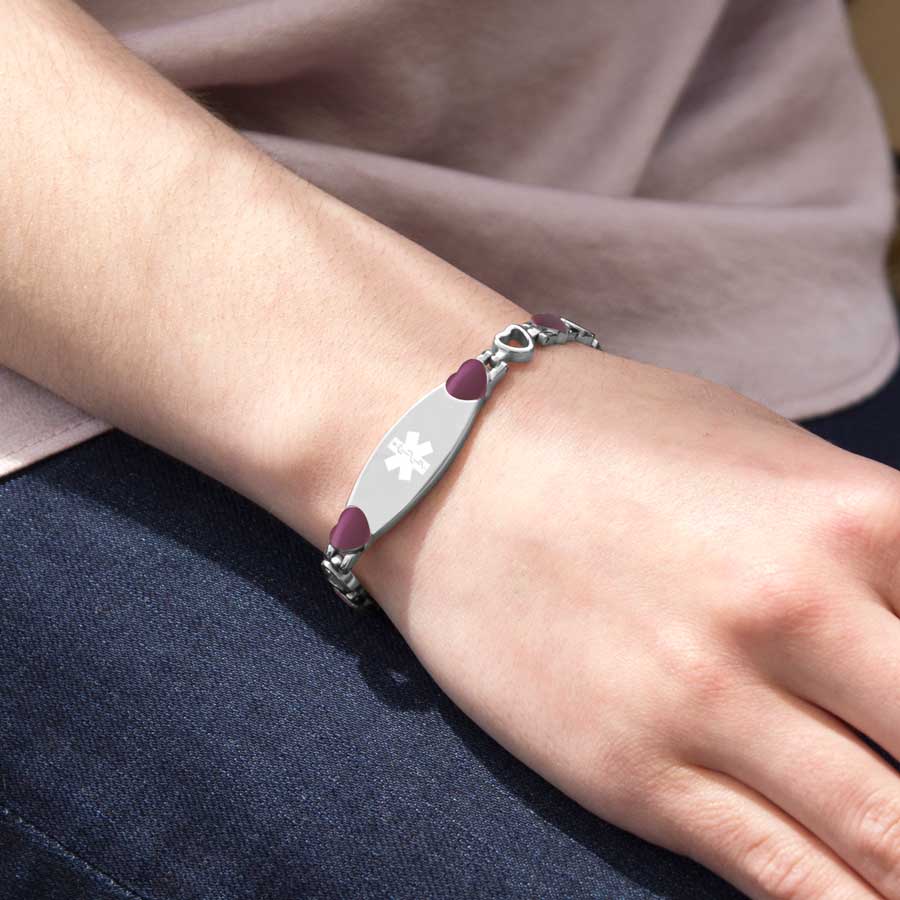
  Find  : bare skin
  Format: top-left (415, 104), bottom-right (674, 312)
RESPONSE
top-left (3, 2), bottom-right (900, 897)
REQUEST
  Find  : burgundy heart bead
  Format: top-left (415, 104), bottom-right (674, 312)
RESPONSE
top-left (329, 506), bottom-right (371, 551)
top-left (531, 313), bottom-right (567, 332)
top-left (445, 358), bottom-right (487, 401)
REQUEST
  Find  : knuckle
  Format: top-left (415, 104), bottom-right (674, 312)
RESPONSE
top-left (852, 790), bottom-right (900, 885)
top-left (652, 626), bottom-right (742, 718)
top-left (682, 659), bottom-right (733, 710)
top-left (741, 833), bottom-right (817, 899)
top-left (729, 567), bottom-right (836, 646)
top-left (824, 475), bottom-right (900, 547)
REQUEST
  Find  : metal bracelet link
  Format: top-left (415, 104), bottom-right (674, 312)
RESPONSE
top-left (476, 316), bottom-right (601, 396)
top-left (321, 546), bottom-right (372, 609)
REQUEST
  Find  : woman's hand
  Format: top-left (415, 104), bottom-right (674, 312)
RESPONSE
top-left (359, 348), bottom-right (900, 900)
top-left (6, 4), bottom-right (900, 896)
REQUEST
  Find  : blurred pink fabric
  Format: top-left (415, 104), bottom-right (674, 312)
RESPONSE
top-left (2, 0), bottom-right (897, 478)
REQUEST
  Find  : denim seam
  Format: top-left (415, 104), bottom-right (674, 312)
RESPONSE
top-left (1, 801), bottom-right (159, 900)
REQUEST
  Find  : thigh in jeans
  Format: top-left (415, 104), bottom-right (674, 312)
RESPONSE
top-left (6, 358), bottom-right (899, 900)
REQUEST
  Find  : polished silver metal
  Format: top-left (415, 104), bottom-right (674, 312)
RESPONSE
top-left (491, 323), bottom-right (535, 365)
top-left (321, 547), bottom-right (371, 609)
top-left (349, 384), bottom-right (484, 541)
top-left (322, 315), bottom-right (602, 608)
top-left (562, 316), bottom-right (603, 350)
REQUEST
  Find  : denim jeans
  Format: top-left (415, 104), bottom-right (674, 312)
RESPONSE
top-left (2, 366), bottom-right (899, 900)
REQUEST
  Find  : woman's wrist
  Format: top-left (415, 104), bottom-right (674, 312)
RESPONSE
top-left (311, 333), bottom-right (606, 623)
top-left (236, 226), bottom-right (533, 552)
top-left (317, 314), bottom-right (604, 608)
top-left (116, 149), bottom-right (536, 556)
top-left (0, 0), bottom-right (532, 554)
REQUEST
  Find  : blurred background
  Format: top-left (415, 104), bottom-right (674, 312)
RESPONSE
top-left (850, 0), bottom-right (900, 293)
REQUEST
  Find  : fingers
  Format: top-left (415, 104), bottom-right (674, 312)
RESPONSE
top-left (652, 764), bottom-right (880, 900)
top-left (749, 593), bottom-right (900, 773)
top-left (687, 681), bottom-right (900, 898)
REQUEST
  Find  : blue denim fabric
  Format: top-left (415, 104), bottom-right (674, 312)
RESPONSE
top-left (1, 365), bottom-right (898, 900)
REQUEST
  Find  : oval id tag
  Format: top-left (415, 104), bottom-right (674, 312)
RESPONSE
top-left (345, 359), bottom-right (487, 541)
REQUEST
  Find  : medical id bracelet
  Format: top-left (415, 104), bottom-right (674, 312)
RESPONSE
top-left (321, 314), bottom-right (602, 609)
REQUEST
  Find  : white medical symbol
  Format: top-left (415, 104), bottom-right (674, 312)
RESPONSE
top-left (385, 430), bottom-right (433, 481)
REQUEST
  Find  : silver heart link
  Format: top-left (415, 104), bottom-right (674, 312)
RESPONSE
top-left (491, 323), bottom-right (535, 364)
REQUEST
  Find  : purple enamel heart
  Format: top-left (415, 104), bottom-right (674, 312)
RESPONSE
top-left (329, 506), bottom-right (371, 551)
top-left (445, 358), bottom-right (487, 401)
top-left (531, 313), bottom-right (567, 332)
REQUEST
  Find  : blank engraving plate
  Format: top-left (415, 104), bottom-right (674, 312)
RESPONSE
top-left (347, 385), bottom-right (483, 540)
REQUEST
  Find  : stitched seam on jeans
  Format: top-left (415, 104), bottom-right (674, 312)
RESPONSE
top-left (0, 801), bottom-right (158, 900)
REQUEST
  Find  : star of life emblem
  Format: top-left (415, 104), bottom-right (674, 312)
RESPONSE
top-left (384, 430), bottom-right (433, 481)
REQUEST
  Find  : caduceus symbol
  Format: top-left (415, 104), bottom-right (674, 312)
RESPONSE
top-left (385, 430), bottom-right (434, 481)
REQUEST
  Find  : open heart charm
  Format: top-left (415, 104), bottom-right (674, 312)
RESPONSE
top-left (492, 323), bottom-right (535, 363)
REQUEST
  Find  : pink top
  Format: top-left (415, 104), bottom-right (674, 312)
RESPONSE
top-left (2, 0), bottom-right (897, 478)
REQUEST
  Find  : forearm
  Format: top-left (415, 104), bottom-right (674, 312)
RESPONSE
top-left (0, 0), bottom-right (526, 549)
